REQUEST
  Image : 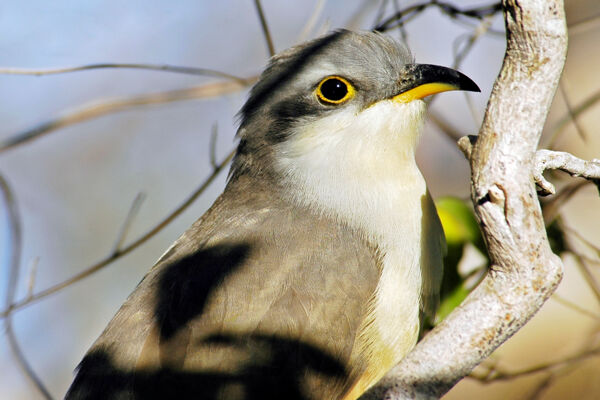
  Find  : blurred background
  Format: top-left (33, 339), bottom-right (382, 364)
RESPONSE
top-left (0, 1), bottom-right (599, 399)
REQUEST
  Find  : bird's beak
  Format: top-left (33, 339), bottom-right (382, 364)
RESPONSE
top-left (392, 64), bottom-right (480, 103)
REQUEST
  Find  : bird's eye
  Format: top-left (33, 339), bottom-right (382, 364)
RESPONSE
top-left (316, 76), bottom-right (355, 105)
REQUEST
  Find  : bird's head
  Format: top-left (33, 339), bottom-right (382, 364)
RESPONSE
top-left (231, 30), bottom-right (479, 196)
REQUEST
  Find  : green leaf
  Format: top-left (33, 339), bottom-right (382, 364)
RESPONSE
top-left (435, 197), bottom-right (488, 322)
top-left (436, 197), bottom-right (480, 244)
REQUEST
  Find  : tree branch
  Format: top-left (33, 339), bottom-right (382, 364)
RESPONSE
top-left (533, 150), bottom-right (600, 195)
top-left (0, 63), bottom-right (245, 81)
top-left (0, 77), bottom-right (256, 153)
top-left (363, 1), bottom-right (567, 398)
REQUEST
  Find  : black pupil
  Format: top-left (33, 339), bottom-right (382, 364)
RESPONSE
top-left (321, 78), bottom-right (348, 101)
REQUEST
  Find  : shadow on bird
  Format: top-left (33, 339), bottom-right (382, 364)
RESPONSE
top-left (68, 333), bottom-right (346, 399)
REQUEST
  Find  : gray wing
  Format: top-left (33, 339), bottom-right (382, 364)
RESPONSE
top-left (66, 177), bottom-right (380, 400)
top-left (419, 191), bottom-right (445, 326)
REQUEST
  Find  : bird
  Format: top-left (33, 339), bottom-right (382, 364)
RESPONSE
top-left (66, 29), bottom-right (479, 400)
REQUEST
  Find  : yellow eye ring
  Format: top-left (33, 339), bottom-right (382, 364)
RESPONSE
top-left (315, 76), bottom-right (355, 105)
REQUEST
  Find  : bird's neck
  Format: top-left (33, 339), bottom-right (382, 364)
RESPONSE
top-left (272, 100), bottom-right (428, 244)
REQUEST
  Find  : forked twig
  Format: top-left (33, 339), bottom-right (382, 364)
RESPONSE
top-left (1, 175), bottom-right (53, 399)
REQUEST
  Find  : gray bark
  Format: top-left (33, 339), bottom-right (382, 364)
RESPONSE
top-left (362, 1), bottom-right (569, 398)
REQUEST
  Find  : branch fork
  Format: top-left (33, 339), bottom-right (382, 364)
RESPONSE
top-left (459, 139), bottom-right (600, 198)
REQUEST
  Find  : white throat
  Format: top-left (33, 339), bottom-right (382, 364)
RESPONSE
top-left (274, 98), bottom-right (430, 358)
top-left (274, 99), bottom-right (428, 239)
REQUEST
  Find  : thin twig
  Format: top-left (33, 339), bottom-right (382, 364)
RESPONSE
top-left (541, 180), bottom-right (590, 225)
top-left (568, 13), bottom-right (600, 36)
top-left (525, 362), bottom-right (580, 400)
top-left (548, 89), bottom-right (600, 148)
top-left (526, 327), bottom-right (600, 400)
top-left (26, 257), bottom-right (40, 300)
top-left (451, 26), bottom-right (483, 69)
top-left (5, 321), bottom-right (53, 400)
top-left (429, 111), bottom-right (465, 141)
top-left (572, 253), bottom-right (600, 307)
top-left (425, 18), bottom-right (491, 134)
top-left (297, 0), bottom-right (327, 42)
top-left (373, 1), bottom-right (429, 31)
top-left (453, 16), bottom-right (493, 124)
top-left (5, 322), bottom-right (53, 400)
top-left (0, 76), bottom-right (257, 153)
top-left (425, 15), bottom-right (490, 123)
top-left (564, 226), bottom-right (600, 259)
top-left (551, 293), bottom-right (600, 321)
top-left (346, 0), bottom-right (380, 31)
top-left (558, 80), bottom-right (587, 142)
top-left (253, 0), bottom-right (275, 57)
top-left (391, 0), bottom-right (408, 43)
top-left (579, 254), bottom-right (600, 267)
top-left (373, 0), bottom-right (390, 27)
top-left (562, 224), bottom-right (600, 312)
top-left (0, 63), bottom-right (245, 81)
top-left (1, 175), bottom-right (21, 316)
top-left (526, 329), bottom-right (600, 400)
top-left (470, 346), bottom-right (600, 382)
top-left (111, 192), bottom-right (146, 254)
top-left (1, 174), bottom-right (53, 399)
top-left (373, 0), bottom-right (501, 32)
top-left (0, 148), bottom-right (236, 319)
top-left (209, 123), bottom-right (218, 169)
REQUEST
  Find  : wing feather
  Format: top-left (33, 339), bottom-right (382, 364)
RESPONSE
top-left (66, 177), bottom-right (380, 400)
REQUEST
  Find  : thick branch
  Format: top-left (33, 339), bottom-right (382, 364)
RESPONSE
top-left (363, 1), bottom-right (567, 398)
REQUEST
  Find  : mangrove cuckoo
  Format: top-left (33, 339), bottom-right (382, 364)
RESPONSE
top-left (66, 30), bottom-right (479, 400)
